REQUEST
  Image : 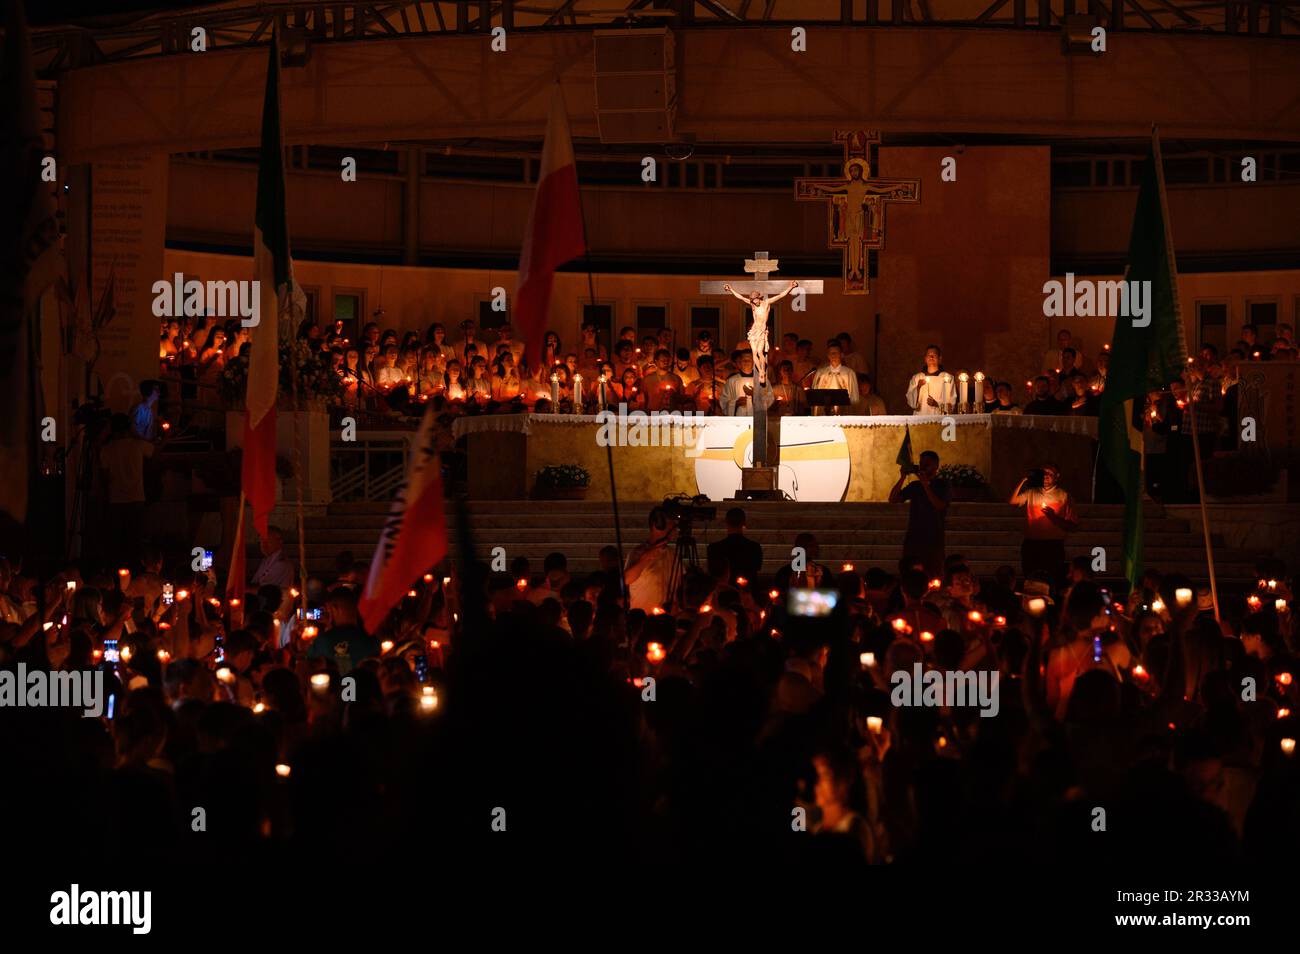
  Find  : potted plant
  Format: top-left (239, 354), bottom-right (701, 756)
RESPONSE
top-left (937, 463), bottom-right (987, 502)
top-left (535, 464), bottom-right (591, 500)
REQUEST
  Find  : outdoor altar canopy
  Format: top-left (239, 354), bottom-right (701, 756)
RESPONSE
top-left (453, 413), bottom-right (1099, 502)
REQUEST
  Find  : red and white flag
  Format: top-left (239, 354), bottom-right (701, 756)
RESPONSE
top-left (359, 403), bottom-right (449, 633)
top-left (515, 84), bottom-right (585, 373)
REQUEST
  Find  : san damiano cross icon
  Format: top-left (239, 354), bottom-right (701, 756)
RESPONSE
top-left (794, 130), bottom-right (920, 294)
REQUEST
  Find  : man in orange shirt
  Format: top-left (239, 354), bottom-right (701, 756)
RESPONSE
top-left (1010, 462), bottom-right (1078, 585)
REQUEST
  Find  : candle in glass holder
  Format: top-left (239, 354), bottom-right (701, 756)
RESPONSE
top-left (866, 716), bottom-right (883, 734)
top-left (860, 652), bottom-right (876, 669)
top-left (1175, 587), bottom-right (1193, 608)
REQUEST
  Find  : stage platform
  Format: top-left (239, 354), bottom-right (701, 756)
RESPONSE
top-left (452, 413), bottom-right (1098, 503)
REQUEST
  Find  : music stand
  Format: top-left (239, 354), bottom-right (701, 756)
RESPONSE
top-left (806, 388), bottom-right (852, 416)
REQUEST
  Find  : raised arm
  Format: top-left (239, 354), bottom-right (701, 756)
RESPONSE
top-left (765, 280), bottom-right (799, 305)
top-left (722, 283), bottom-right (751, 305)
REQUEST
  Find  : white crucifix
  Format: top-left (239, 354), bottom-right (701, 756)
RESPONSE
top-left (700, 252), bottom-right (824, 477)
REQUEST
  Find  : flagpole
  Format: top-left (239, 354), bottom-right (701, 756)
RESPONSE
top-left (557, 78), bottom-right (627, 603)
top-left (1184, 376), bottom-right (1221, 621)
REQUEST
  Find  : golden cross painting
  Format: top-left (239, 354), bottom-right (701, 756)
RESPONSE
top-left (794, 130), bottom-right (921, 294)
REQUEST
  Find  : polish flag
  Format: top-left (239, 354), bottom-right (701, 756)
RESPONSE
top-left (515, 85), bottom-right (585, 373)
top-left (359, 403), bottom-right (449, 634)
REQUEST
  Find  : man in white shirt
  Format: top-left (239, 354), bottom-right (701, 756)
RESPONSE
top-left (251, 526), bottom-right (297, 591)
top-left (837, 333), bottom-right (871, 375)
top-left (720, 351), bottom-right (773, 417)
top-left (906, 345), bottom-right (957, 415)
top-left (625, 508), bottom-right (677, 613)
top-left (1043, 328), bottom-right (1088, 375)
top-left (810, 344), bottom-right (860, 414)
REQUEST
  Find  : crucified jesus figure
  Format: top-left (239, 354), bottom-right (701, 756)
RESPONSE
top-left (723, 279), bottom-right (798, 387)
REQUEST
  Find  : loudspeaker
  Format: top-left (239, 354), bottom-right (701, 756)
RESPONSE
top-left (593, 29), bottom-right (677, 144)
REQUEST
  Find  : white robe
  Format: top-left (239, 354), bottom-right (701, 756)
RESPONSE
top-left (810, 363), bottom-right (860, 408)
top-left (906, 371), bottom-right (957, 415)
top-left (721, 373), bottom-right (773, 417)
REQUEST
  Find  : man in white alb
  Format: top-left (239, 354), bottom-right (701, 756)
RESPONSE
top-left (906, 345), bottom-right (957, 415)
top-left (810, 343), bottom-right (860, 414)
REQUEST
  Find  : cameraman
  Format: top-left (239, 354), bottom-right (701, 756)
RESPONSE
top-left (889, 450), bottom-right (951, 578)
top-left (1010, 462), bottom-right (1078, 583)
top-left (624, 506), bottom-right (677, 613)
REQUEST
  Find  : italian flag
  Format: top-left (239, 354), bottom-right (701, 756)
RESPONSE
top-left (359, 402), bottom-right (448, 634)
top-left (243, 33), bottom-right (298, 540)
top-left (515, 84), bottom-right (586, 373)
top-left (1097, 130), bottom-right (1188, 589)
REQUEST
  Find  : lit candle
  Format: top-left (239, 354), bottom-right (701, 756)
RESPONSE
top-left (420, 691), bottom-right (440, 713)
top-left (1175, 587), bottom-right (1193, 608)
top-left (866, 716), bottom-right (883, 735)
top-left (573, 374), bottom-right (583, 411)
top-left (973, 372), bottom-right (985, 412)
top-left (380, 639), bottom-right (394, 654)
top-left (550, 373), bottom-right (560, 409)
top-left (919, 630), bottom-right (935, 643)
top-left (1276, 598), bottom-right (1288, 612)
top-left (646, 641), bottom-right (666, 663)
top-left (275, 763), bottom-right (292, 778)
top-left (860, 652), bottom-right (876, 668)
top-left (1026, 597), bottom-right (1047, 617)
top-left (1151, 598), bottom-right (1166, 613)
top-left (958, 372), bottom-right (969, 410)
top-left (841, 562), bottom-right (854, 572)
top-left (1283, 738), bottom-right (1297, 757)
top-left (118, 568), bottom-right (130, 592)
top-left (597, 374), bottom-right (607, 410)
top-left (216, 667), bottom-right (234, 685)
top-left (310, 673), bottom-right (330, 693)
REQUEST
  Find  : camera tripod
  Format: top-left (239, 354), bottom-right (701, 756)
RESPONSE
top-left (664, 518), bottom-right (699, 614)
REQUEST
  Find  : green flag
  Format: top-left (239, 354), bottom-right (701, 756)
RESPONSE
top-left (1097, 130), bottom-right (1188, 590)
top-left (896, 427), bottom-right (913, 468)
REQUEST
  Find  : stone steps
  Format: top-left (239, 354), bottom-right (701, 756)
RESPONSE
top-left (280, 500), bottom-right (1266, 584)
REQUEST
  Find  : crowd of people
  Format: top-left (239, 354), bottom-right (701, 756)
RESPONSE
top-left (158, 310), bottom-right (1295, 440)
top-left (3, 494), bottom-right (1297, 868)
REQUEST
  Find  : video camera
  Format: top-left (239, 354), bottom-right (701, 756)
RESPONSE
top-left (661, 494), bottom-right (716, 527)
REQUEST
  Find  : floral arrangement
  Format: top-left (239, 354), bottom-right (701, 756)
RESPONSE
top-left (535, 464), bottom-right (591, 489)
top-left (219, 339), bottom-right (344, 407)
top-left (937, 463), bottom-right (987, 488)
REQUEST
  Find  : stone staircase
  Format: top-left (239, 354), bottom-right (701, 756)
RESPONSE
top-left (285, 500), bottom-right (1266, 586)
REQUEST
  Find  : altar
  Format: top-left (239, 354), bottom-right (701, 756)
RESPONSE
top-left (453, 413), bottom-right (1099, 503)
